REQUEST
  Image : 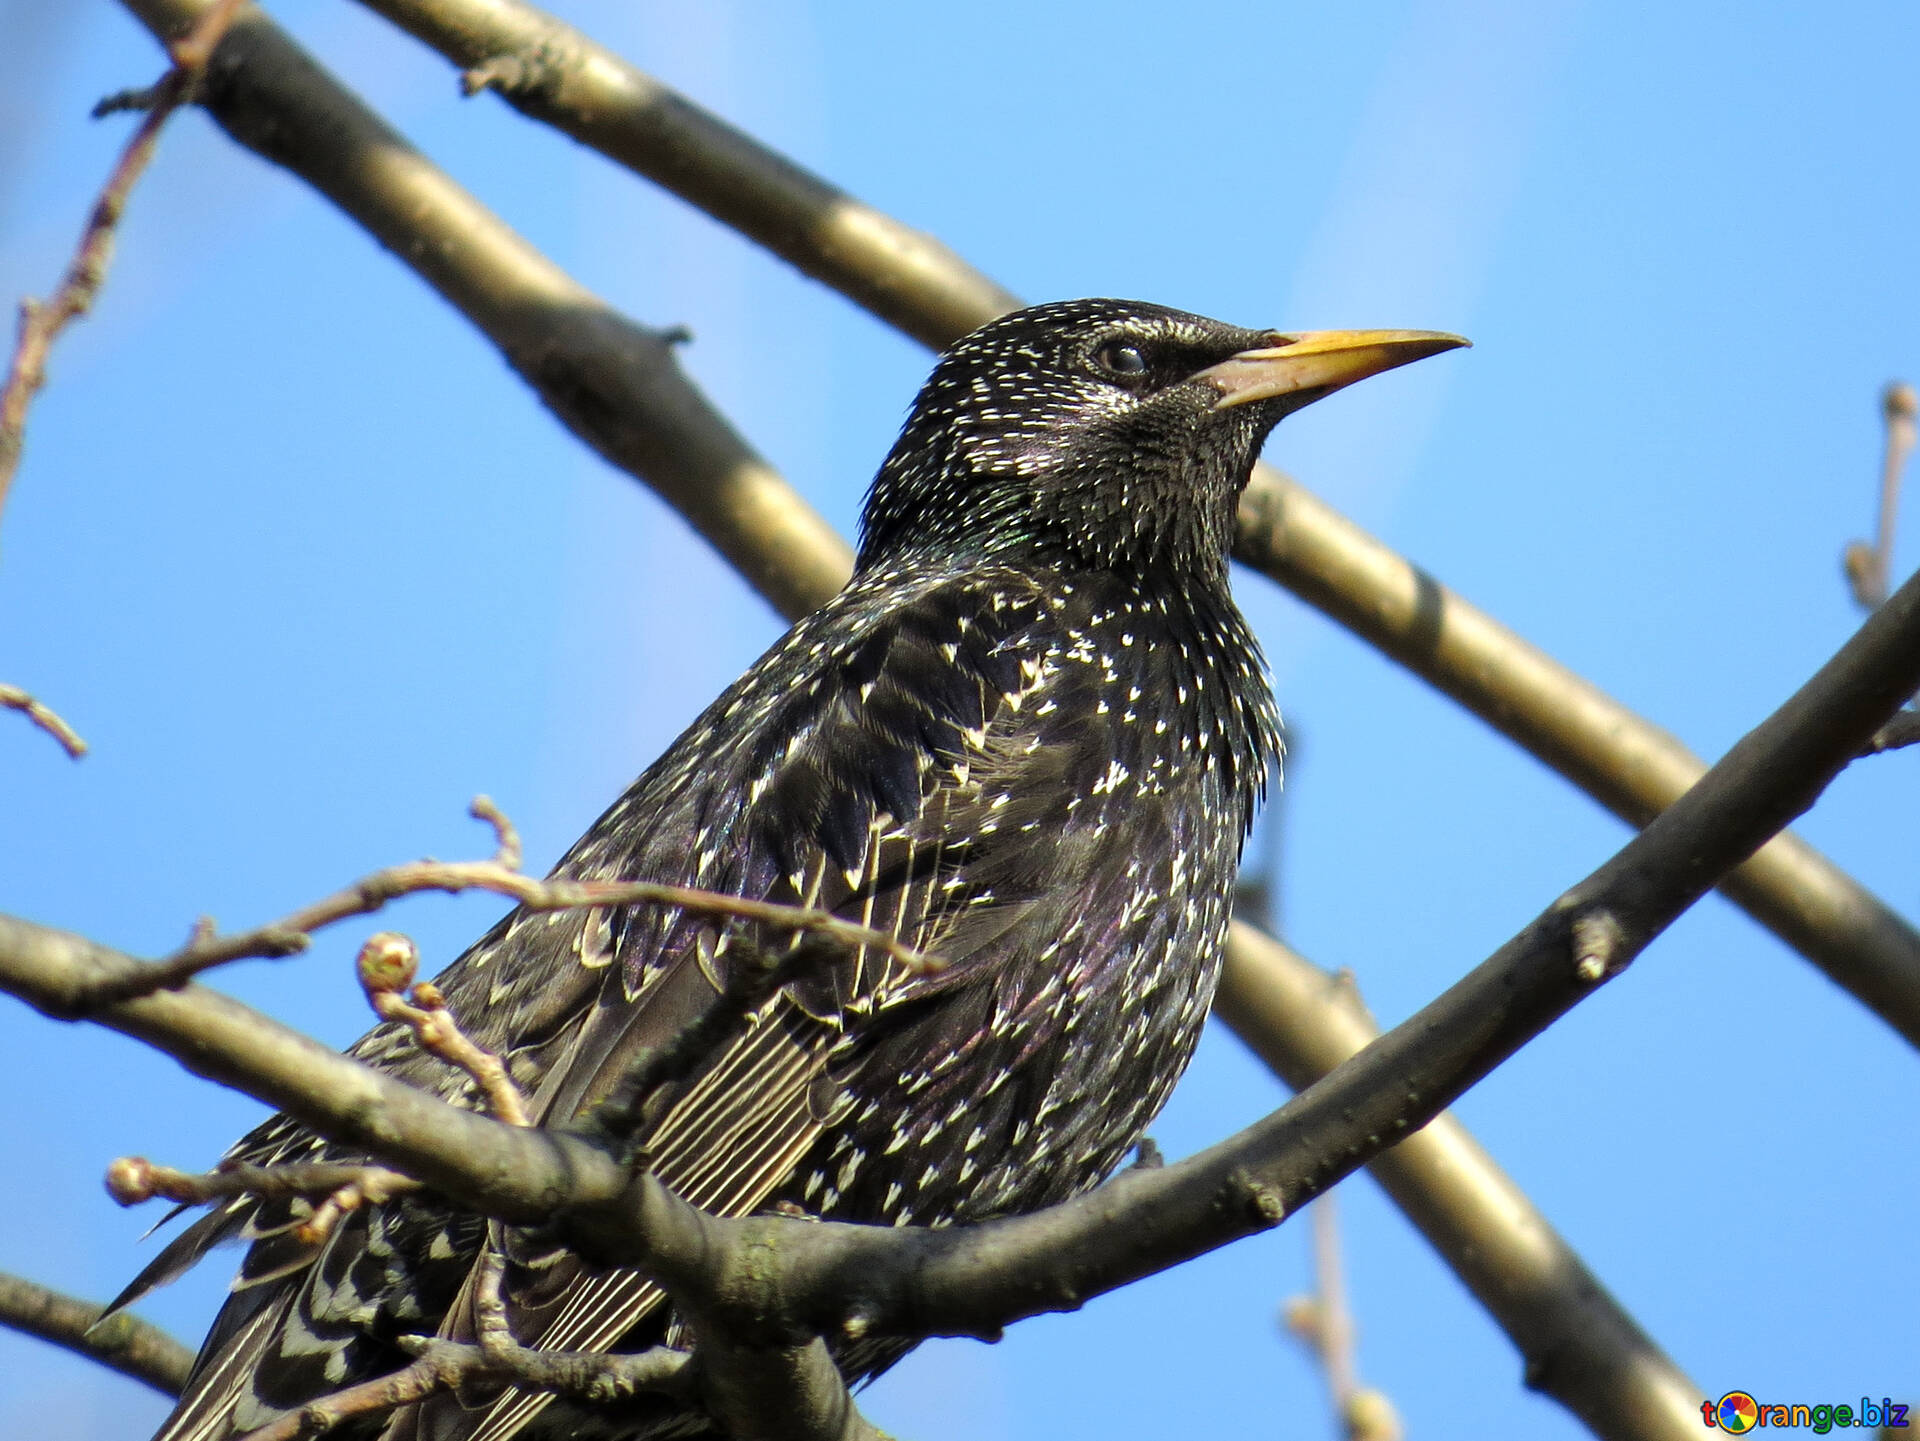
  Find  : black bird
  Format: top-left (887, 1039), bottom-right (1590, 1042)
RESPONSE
top-left (136, 299), bottom-right (1463, 1441)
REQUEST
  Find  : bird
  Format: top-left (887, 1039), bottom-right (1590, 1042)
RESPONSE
top-left (131, 299), bottom-right (1464, 1440)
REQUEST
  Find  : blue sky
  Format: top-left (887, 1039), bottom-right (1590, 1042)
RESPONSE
top-left (3, 2), bottom-right (1917, 1437)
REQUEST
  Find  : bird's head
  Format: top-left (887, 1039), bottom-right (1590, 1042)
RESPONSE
top-left (859, 298), bottom-right (1465, 582)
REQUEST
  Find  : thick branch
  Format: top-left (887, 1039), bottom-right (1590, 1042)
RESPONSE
top-left (358, 0), bottom-right (1019, 352)
top-left (0, 1270), bottom-right (194, 1397)
top-left (154, 0), bottom-right (1920, 1052)
top-left (1216, 927), bottom-right (1704, 1441)
top-left (121, 0), bottom-right (849, 623)
top-left (0, 911), bottom-right (630, 1225)
top-left (1231, 479), bottom-right (1920, 1047)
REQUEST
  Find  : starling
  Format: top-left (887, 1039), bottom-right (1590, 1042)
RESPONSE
top-left (135, 300), bottom-right (1463, 1441)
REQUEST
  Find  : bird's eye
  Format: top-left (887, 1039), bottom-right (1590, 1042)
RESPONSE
top-left (1095, 341), bottom-right (1150, 381)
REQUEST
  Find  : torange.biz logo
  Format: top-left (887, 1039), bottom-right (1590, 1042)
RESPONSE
top-left (1702, 1392), bottom-right (1910, 1432)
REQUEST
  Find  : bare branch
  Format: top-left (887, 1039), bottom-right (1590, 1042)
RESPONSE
top-left (0, 681), bottom-right (86, 758)
top-left (1233, 476), bottom-right (1920, 1047)
top-left (232, 1254), bottom-right (694, 1441)
top-left (104, 1155), bottom-right (418, 1212)
top-left (356, 0), bottom-right (1019, 352)
top-left (1864, 707), bottom-right (1920, 755)
top-left (1844, 381), bottom-right (1917, 609)
top-left (123, 0), bottom-right (850, 621)
top-left (1216, 927), bottom-right (1705, 1441)
top-left (1283, 1196), bottom-right (1386, 1438)
top-left (0, 0), bottom-right (247, 523)
top-left (0, 1270), bottom-right (194, 1398)
top-left (357, 931), bottom-right (532, 1126)
top-left (81, 796), bottom-right (933, 1008)
top-left (123, 0), bottom-right (1920, 1056)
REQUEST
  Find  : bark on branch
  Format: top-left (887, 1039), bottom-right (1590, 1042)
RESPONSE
top-left (0, 1270), bottom-right (193, 1398)
top-left (1216, 929), bottom-right (1705, 1441)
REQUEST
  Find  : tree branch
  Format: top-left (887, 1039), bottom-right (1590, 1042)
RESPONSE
top-left (157, 0), bottom-right (1920, 1054)
top-left (0, 1270), bottom-right (194, 1398)
top-left (0, 681), bottom-right (87, 758)
top-left (1216, 926), bottom-right (1705, 1441)
top-left (0, 0), bottom-right (246, 525)
top-left (1843, 381), bottom-right (1916, 610)
top-left (82, 796), bottom-right (931, 1008)
top-left (354, 0), bottom-right (1021, 352)
top-left (121, 0), bottom-right (851, 624)
top-left (1231, 477), bottom-right (1920, 1048)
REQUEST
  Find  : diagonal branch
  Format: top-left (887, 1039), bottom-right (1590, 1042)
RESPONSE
top-left (0, 1270), bottom-right (194, 1398)
top-left (150, 0), bottom-right (1920, 1052)
top-left (0, 0), bottom-right (247, 524)
top-left (351, 0), bottom-right (1021, 351)
top-left (122, 0), bottom-right (850, 624)
top-left (1217, 928), bottom-right (1704, 1441)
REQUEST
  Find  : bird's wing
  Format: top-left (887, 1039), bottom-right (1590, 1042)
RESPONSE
top-left (409, 570), bottom-right (1132, 1441)
top-left (149, 568), bottom-right (1155, 1441)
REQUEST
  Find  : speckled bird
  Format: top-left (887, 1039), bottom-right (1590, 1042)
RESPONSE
top-left (133, 300), bottom-right (1463, 1441)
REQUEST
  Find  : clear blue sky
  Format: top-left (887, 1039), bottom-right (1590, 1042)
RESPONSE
top-left (3, 3), bottom-right (1917, 1437)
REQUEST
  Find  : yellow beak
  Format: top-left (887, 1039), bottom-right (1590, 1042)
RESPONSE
top-left (1197, 329), bottom-right (1470, 410)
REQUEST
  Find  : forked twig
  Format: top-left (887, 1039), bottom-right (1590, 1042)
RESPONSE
top-left (1844, 381), bottom-right (1918, 610)
top-left (357, 930), bottom-right (531, 1127)
top-left (0, 0), bottom-right (248, 521)
top-left (79, 796), bottom-right (936, 1008)
top-left (231, 1252), bottom-right (692, 1441)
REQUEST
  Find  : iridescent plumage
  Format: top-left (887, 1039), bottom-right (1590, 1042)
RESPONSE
top-left (132, 299), bottom-right (1453, 1441)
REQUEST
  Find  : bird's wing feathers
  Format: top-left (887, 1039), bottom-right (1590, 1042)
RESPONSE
top-left (426, 571), bottom-right (1108, 1441)
top-left (153, 568), bottom-right (1150, 1441)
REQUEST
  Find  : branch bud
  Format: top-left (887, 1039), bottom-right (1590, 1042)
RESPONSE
top-left (105, 1155), bottom-right (155, 1205)
top-left (357, 931), bottom-right (418, 995)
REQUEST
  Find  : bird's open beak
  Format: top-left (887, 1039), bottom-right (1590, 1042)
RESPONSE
top-left (1197, 329), bottom-right (1469, 410)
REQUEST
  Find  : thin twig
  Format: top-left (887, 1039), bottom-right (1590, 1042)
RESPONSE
top-left (0, 682), bottom-right (86, 758)
top-left (104, 1155), bottom-right (419, 1210)
top-left (1282, 1195), bottom-right (1402, 1441)
top-left (1285, 1197), bottom-right (1358, 1416)
top-left (0, 0), bottom-right (248, 522)
top-left (1844, 381), bottom-right (1918, 610)
top-left (357, 930), bottom-right (532, 1126)
top-left (1863, 707), bottom-right (1920, 755)
top-left (0, 1269), bottom-right (195, 1397)
top-left (105, 1155), bottom-right (420, 1246)
top-left (79, 796), bottom-right (934, 1008)
top-left (232, 1252), bottom-right (692, 1441)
